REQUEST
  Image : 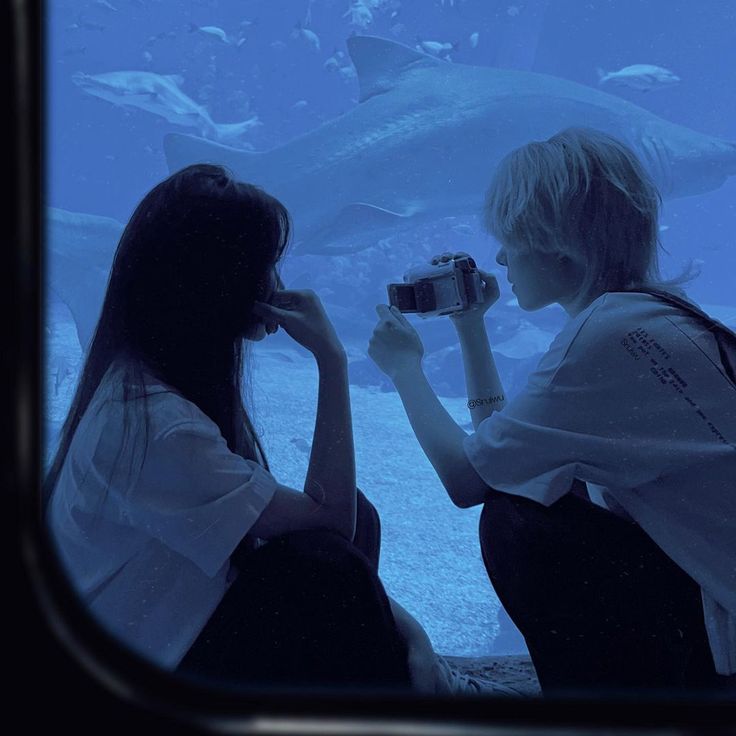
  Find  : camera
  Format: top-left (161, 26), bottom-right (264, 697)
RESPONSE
top-left (387, 255), bottom-right (484, 318)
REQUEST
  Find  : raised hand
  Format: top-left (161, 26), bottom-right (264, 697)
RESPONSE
top-left (430, 251), bottom-right (500, 324)
top-left (368, 304), bottom-right (424, 380)
top-left (253, 289), bottom-right (344, 359)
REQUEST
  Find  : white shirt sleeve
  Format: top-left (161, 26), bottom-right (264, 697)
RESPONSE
top-left (463, 296), bottom-right (720, 505)
top-left (126, 419), bottom-right (277, 577)
top-left (464, 293), bottom-right (736, 674)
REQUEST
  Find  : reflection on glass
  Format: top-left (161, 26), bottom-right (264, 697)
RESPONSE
top-left (44, 0), bottom-right (735, 699)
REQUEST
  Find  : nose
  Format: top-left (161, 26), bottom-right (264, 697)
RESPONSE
top-left (495, 247), bottom-right (507, 267)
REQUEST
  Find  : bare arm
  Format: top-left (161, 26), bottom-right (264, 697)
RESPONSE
top-left (303, 349), bottom-right (356, 537)
top-left (369, 305), bottom-right (488, 509)
top-left (453, 317), bottom-right (507, 430)
top-left (249, 291), bottom-right (356, 540)
top-left (392, 361), bottom-right (489, 508)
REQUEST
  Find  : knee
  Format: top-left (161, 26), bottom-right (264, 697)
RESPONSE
top-left (355, 489), bottom-right (381, 538)
top-left (478, 491), bottom-right (548, 577)
top-left (269, 528), bottom-right (373, 577)
top-left (479, 490), bottom-right (531, 544)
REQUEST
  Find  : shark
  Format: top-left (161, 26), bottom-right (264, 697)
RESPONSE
top-left (47, 207), bottom-right (123, 351)
top-left (163, 35), bottom-right (736, 256)
top-left (72, 70), bottom-right (261, 145)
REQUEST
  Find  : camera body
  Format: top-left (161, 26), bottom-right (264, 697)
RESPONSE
top-left (387, 256), bottom-right (484, 318)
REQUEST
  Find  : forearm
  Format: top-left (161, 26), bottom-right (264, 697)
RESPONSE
top-left (392, 364), bottom-right (488, 508)
top-left (454, 318), bottom-right (506, 430)
top-left (304, 349), bottom-right (356, 537)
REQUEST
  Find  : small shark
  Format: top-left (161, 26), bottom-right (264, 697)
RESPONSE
top-left (163, 36), bottom-right (736, 256)
top-left (72, 70), bottom-right (260, 145)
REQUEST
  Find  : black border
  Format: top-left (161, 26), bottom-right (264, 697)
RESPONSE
top-left (9, 1), bottom-right (736, 733)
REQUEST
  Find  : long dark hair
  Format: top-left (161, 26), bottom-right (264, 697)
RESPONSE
top-left (43, 164), bottom-right (291, 516)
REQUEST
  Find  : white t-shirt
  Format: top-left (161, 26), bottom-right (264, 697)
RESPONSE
top-left (47, 361), bottom-right (277, 670)
top-left (464, 291), bottom-right (736, 676)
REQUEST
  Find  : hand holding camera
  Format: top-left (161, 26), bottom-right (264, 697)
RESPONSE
top-left (430, 252), bottom-right (501, 326)
top-left (368, 304), bottom-right (424, 381)
top-left (387, 252), bottom-right (499, 323)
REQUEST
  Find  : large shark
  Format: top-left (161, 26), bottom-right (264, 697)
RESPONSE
top-left (163, 36), bottom-right (736, 256)
top-left (47, 207), bottom-right (123, 350)
top-left (73, 70), bottom-right (261, 145)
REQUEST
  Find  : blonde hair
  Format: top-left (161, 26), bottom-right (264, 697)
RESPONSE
top-left (484, 127), bottom-right (698, 301)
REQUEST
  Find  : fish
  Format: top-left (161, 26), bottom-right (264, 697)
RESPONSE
top-left (469, 32), bottom-right (479, 48)
top-left (72, 70), bottom-right (260, 144)
top-left (344, 1), bottom-right (373, 29)
top-left (291, 22), bottom-right (320, 52)
top-left (416, 38), bottom-right (459, 60)
top-left (597, 64), bottom-right (680, 92)
top-left (93, 0), bottom-right (119, 11)
top-left (163, 36), bottom-right (736, 257)
top-left (188, 24), bottom-right (245, 47)
top-left (76, 16), bottom-right (106, 32)
top-left (323, 49), bottom-right (346, 72)
top-left (292, 99), bottom-right (309, 110)
top-left (338, 65), bottom-right (357, 81)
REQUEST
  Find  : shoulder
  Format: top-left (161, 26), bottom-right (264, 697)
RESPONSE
top-left (89, 358), bottom-right (220, 442)
top-left (566, 291), bottom-right (680, 350)
top-left (529, 292), bottom-right (678, 389)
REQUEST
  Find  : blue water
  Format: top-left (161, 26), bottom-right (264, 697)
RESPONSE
top-left (46, 0), bottom-right (736, 659)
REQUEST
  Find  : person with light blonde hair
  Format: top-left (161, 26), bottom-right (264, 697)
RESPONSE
top-left (370, 127), bottom-right (736, 696)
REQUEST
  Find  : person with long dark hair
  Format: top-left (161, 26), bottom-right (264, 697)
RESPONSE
top-left (44, 164), bottom-right (504, 694)
top-left (369, 128), bottom-right (736, 696)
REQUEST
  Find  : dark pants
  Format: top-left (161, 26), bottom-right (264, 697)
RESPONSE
top-left (177, 491), bottom-right (411, 691)
top-left (479, 486), bottom-right (735, 696)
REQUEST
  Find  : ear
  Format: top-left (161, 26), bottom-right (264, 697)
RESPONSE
top-left (557, 251), bottom-right (586, 269)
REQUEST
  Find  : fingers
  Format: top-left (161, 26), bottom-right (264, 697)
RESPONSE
top-left (269, 290), bottom-right (301, 309)
top-left (430, 251), bottom-right (470, 265)
top-left (252, 300), bottom-right (290, 321)
top-left (390, 305), bottom-right (412, 328)
top-left (430, 251), bottom-right (454, 265)
top-left (375, 303), bottom-right (393, 321)
top-left (375, 303), bottom-right (406, 326)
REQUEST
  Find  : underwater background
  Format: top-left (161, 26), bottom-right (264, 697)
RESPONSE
top-left (45, 0), bottom-right (736, 657)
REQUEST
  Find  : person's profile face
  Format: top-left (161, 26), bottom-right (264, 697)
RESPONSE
top-left (495, 238), bottom-right (581, 312)
top-left (245, 268), bottom-right (283, 342)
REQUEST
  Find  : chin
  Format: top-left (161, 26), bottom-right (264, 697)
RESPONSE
top-left (517, 296), bottom-right (550, 312)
